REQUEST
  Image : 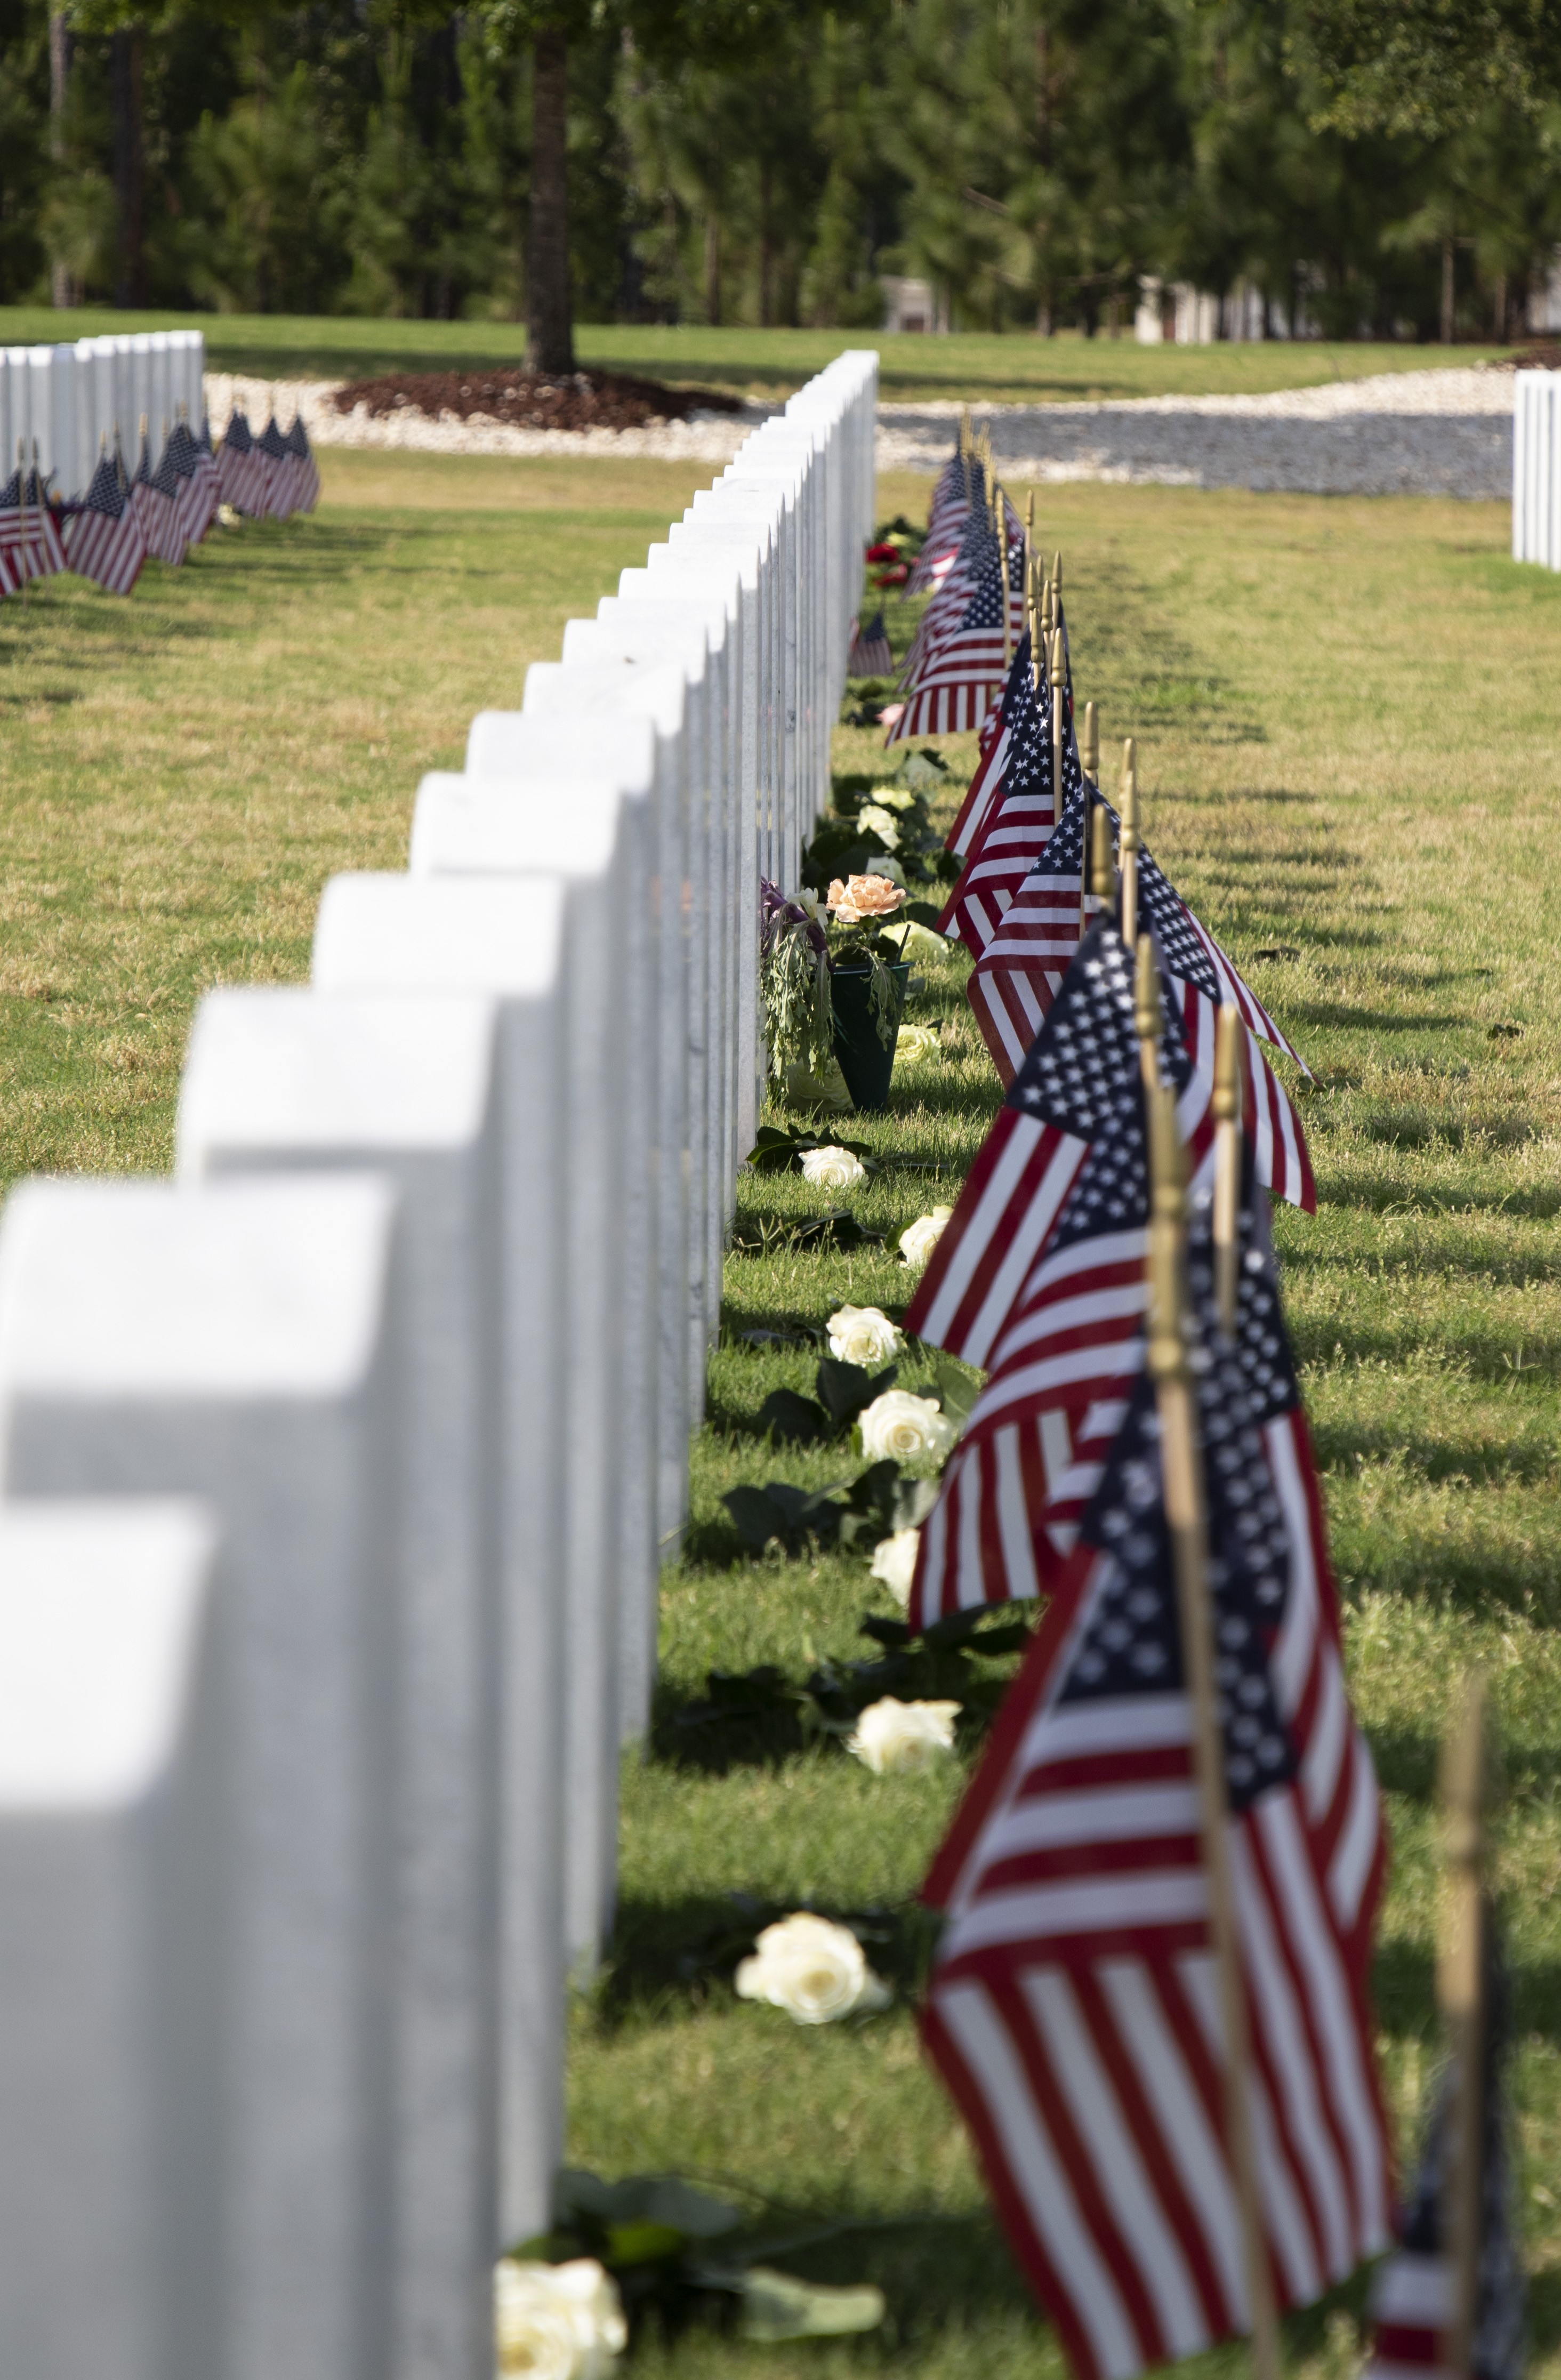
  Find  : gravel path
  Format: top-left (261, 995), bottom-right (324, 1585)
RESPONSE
top-left (204, 363), bottom-right (1518, 498)
top-left (878, 367), bottom-right (1516, 497)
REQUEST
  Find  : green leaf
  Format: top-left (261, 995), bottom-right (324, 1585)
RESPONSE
top-left (554, 2168), bottom-right (743, 2242)
top-left (739, 2266), bottom-right (887, 2343)
top-left (932, 1352), bottom-right (981, 1426)
top-left (605, 2220), bottom-right (686, 2264)
top-left (757, 1388), bottom-right (828, 1444)
top-left (722, 1485), bottom-right (784, 1553)
top-left (815, 1356), bottom-right (897, 1433)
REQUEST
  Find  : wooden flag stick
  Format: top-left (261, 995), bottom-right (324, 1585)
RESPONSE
top-left (1213, 1004), bottom-right (1245, 1336)
top-left (17, 439), bottom-right (30, 606)
top-left (1144, 1070), bottom-right (1282, 2380)
top-left (1439, 1676), bottom-right (1487, 2380)
top-left (1120, 739), bottom-right (1140, 948)
top-left (1081, 699), bottom-right (1099, 787)
top-left (1134, 932), bottom-right (1160, 1096)
top-left (1089, 803), bottom-right (1115, 915)
top-left (995, 480), bottom-right (1012, 670)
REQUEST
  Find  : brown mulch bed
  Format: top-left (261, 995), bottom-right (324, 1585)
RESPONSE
top-left (328, 366), bottom-right (746, 429)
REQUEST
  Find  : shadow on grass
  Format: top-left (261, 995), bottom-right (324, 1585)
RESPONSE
top-left (1307, 1172), bottom-right (1561, 1219)
top-left (1311, 1414), bottom-right (1559, 1489)
top-left (597, 1888), bottom-right (943, 2029)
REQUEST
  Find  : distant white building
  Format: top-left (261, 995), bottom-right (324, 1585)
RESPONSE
top-left (1135, 275), bottom-right (1314, 343)
top-left (881, 276), bottom-right (946, 334)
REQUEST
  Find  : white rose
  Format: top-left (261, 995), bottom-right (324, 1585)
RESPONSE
top-left (875, 854), bottom-right (907, 888)
top-left (871, 784), bottom-right (917, 813)
top-left (894, 1024), bottom-right (941, 1068)
top-left (734, 1911), bottom-right (892, 2024)
top-left (827, 1303), bottom-right (902, 1366)
top-left (899, 1205), bottom-right (953, 1267)
top-left (495, 2258), bottom-right (627, 2379)
top-left (847, 1695), bottom-right (961, 1775)
top-left (880, 920), bottom-right (950, 963)
top-left (799, 1144), bottom-right (866, 1191)
top-left (796, 889), bottom-right (823, 922)
top-left (858, 1389), bottom-right (957, 1466)
top-left (858, 803), bottom-right (901, 849)
top-left (870, 1527), bottom-right (921, 1610)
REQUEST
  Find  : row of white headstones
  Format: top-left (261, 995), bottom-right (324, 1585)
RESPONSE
top-left (0, 329), bottom-right (208, 500)
top-left (0, 349), bottom-right (879, 2380)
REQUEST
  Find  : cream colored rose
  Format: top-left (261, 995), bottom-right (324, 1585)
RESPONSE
top-left (875, 854), bottom-right (907, 889)
top-left (858, 1389), bottom-right (957, 1466)
top-left (799, 1144), bottom-right (866, 1191)
top-left (827, 1303), bottom-right (902, 1366)
top-left (870, 784), bottom-right (916, 813)
top-left (826, 872), bottom-right (906, 924)
top-left (847, 1695), bottom-right (960, 1775)
top-left (734, 1912), bottom-right (892, 2023)
top-left (494, 2258), bottom-right (627, 2379)
top-left (894, 1024), bottom-right (941, 1068)
top-left (870, 1527), bottom-right (921, 1610)
top-left (858, 802), bottom-right (902, 849)
top-left (898, 1205), bottom-right (953, 1267)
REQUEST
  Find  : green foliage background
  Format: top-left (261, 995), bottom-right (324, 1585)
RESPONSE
top-left (4, 0), bottom-right (1561, 341)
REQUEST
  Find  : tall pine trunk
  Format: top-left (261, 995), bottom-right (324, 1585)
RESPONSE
top-left (50, 12), bottom-right (75, 307)
top-left (527, 29), bottom-right (574, 372)
top-left (111, 23), bottom-right (145, 308)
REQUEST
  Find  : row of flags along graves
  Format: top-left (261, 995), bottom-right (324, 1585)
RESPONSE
top-left (887, 421), bottom-right (1525, 2380)
top-left (0, 404), bottom-right (319, 602)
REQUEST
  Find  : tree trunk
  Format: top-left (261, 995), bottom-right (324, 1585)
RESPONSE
top-left (704, 208), bottom-right (720, 327)
top-left (1441, 233), bottom-right (1455, 343)
top-left (111, 23), bottom-right (145, 309)
top-left (49, 13), bottom-right (76, 307)
top-left (527, 28), bottom-right (574, 373)
top-left (759, 159), bottom-right (773, 328)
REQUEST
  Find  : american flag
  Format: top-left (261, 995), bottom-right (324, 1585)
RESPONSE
top-left (898, 479), bottom-right (1022, 689)
top-left (848, 608), bottom-right (895, 676)
top-left (943, 630), bottom-right (1076, 959)
top-left (128, 426), bottom-right (185, 566)
top-left (1364, 1945), bottom-right (1525, 2380)
top-left (944, 637), bottom-right (1032, 861)
top-left (889, 522), bottom-right (1026, 742)
top-left (913, 1132), bottom-right (1389, 1992)
top-left (904, 921), bottom-right (1201, 1368)
top-left (907, 452), bottom-right (976, 594)
top-left (921, 1279), bottom-right (1393, 2380)
top-left (286, 415), bottom-right (321, 513)
top-left (61, 447), bottom-right (148, 596)
top-left (968, 783), bottom-right (1316, 1211)
top-left (256, 415), bottom-right (297, 519)
top-left (0, 458), bottom-right (66, 586)
top-left (216, 409), bottom-right (268, 517)
top-left (908, 943), bottom-right (1193, 1626)
top-left (165, 416), bottom-right (217, 550)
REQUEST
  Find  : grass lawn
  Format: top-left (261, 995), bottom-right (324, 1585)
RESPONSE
top-left (0, 451), bottom-right (1556, 2375)
top-left (0, 304), bottom-right (1521, 405)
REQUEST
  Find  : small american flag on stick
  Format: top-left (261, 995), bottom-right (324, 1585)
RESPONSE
top-left (62, 447), bottom-right (147, 596)
top-left (848, 609), bottom-right (895, 676)
top-left (921, 1155), bottom-right (1392, 2380)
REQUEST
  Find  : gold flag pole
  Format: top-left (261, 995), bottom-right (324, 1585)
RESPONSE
top-left (1213, 1005), bottom-right (1245, 1337)
top-left (1088, 803), bottom-right (1115, 920)
top-left (1120, 739), bottom-right (1140, 948)
top-left (1081, 699), bottom-right (1099, 787)
top-left (18, 438), bottom-right (33, 606)
top-left (1439, 1676), bottom-right (1487, 2380)
top-left (995, 479), bottom-right (1012, 671)
top-left (1144, 1058), bottom-right (1282, 2380)
top-left (1134, 933), bottom-right (1161, 1096)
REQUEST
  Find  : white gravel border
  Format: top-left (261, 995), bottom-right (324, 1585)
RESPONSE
top-left (203, 363), bottom-right (1520, 498)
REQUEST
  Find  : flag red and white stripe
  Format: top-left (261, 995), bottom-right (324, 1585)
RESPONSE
top-left (921, 1417), bottom-right (1392, 2380)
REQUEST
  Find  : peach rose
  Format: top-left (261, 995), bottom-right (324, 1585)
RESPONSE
top-left (826, 873), bottom-right (907, 924)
